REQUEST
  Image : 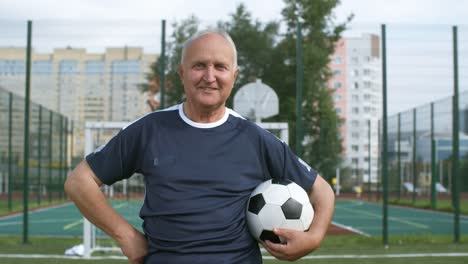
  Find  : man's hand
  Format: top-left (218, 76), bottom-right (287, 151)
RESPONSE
top-left (118, 228), bottom-right (148, 264)
top-left (262, 228), bottom-right (320, 261)
top-left (65, 160), bottom-right (149, 263)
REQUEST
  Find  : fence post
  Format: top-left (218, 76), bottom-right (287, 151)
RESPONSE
top-left (23, 19), bottom-right (33, 245)
top-left (397, 113), bottom-right (401, 200)
top-left (295, 20), bottom-right (304, 157)
top-left (48, 111), bottom-right (53, 203)
top-left (451, 25), bottom-right (460, 243)
top-left (59, 115), bottom-right (64, 200)
top-left (381, 24), bottom-right (389, 246)
top-left (159, 19), bottom-right (166, 110)
top-left (368, 119), bottom-right (371, 201)
top-left (430, 102), bottom-right (437, 209)
top-left (412, 108), bottom-right (417, 203)
top-left (37, 105), bottom-right (43, 205)
top-left (8, 92), bottom-right (13, 211)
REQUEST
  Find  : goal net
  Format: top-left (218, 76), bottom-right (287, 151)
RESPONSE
top-left (81, 120), bottom-right (288, 258)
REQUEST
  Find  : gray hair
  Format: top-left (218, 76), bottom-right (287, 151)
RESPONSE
top-left (180, 28), bottom-right (238, 69)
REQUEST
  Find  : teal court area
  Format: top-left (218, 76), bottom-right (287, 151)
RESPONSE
top-left (0, 200), bottom-right (144, 237)
top-left (333, 200), bottom-right (468, 236)
top-left (0, 200), bottom-right (466, 237)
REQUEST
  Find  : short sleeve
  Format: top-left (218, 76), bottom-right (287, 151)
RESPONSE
top-left (262, 132), bottom-right (317, 192)
top-left (86, 123), bottom-right (142, 185)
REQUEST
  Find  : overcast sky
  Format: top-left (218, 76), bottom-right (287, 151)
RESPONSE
top-left (0, 0), bottom-right (467, 115)
top-left (1, 0), bottom-right (467, 24)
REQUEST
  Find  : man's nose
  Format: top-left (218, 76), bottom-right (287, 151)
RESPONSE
top-left (203, 66), bottom-right (216, 82)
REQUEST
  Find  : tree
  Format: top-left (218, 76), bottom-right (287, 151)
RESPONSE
top-left (218, 4), bottom-right (280, 107)
top-left (139, 16), bottom-right (200, 110)
top-left (279, 0), bottom-right (353, 181)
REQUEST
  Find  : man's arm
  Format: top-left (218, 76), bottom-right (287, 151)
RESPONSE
top-left (263, 175), bottom-right (335, 261)
top-left (64, 160), bottom-right (148, 263)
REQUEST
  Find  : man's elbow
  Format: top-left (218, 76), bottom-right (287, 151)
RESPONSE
top-left (64, 170), bottom-right (78, 197)
top-left (64, 160), bottom-right (99, 197)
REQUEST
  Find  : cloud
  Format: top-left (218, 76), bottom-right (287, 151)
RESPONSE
top-left (335, 0), bottom-right (468, 25)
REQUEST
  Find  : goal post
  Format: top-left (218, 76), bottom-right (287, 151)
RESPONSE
top-left (83, 121), bottom-right (144, 258)
top-left (80, 120), bottom-right (288, 258)
top-left (256, 122), bottom-right (289, 144)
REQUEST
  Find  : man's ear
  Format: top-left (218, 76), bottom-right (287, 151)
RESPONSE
top-left (233, 66), bottom-right (239, 80)
top-left (177, 64), bottom-right (184, 79)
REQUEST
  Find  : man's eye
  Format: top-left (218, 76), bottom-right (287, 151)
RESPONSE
top-left (194, 63), bottom-right (205, 69)
top-left (216, 64), bottom-right (228, 70)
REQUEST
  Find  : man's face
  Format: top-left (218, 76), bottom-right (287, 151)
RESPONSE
top-left (178, 33), bottom-right (238, 110)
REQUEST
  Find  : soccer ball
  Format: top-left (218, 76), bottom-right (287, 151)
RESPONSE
top-left (246, 179), bottom-right (314, 244)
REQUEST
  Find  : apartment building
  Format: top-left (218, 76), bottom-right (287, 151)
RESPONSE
top-left (0, 47), bottom-right (157, 156)
top-left (328, 34), bottom-right (382, 184)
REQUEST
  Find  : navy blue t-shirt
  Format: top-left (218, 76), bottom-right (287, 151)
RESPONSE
top-left (86, 104), bottom-right (317, 264)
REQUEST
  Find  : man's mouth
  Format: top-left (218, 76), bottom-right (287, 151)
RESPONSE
top-left (198, 86), bottom-right (219, 91)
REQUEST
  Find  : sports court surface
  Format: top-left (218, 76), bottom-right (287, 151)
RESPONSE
top-left (0, 200), bottom-right (467, 237)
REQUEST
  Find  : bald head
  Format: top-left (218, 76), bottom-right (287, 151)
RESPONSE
top-left (181, 29), bottom-right (238, 69)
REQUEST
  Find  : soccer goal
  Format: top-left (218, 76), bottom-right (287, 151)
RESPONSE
top-left (82, 121), bottom-right (145, 258)
top-left (81, 120), bottom-right (288, 258)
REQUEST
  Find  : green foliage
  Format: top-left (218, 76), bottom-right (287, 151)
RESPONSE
top-left (140, 16), bottom-right (200, 109)
top-left (278, 0), bottom-right (353, 180)
top-left (163, 16), bottom-right (200, 106)
top-left (218, 4), bottom-right (280, 107)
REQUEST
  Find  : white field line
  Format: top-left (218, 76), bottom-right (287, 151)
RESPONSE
top-left (331, 221), bottom-right (371, 237)
top-left (0, 203), bottom-right (74, 220)
top-left (1, 252), bottom-right (468, 260)
top-left (0, 218), bottom-right (77, 227)
top-left (263, 252), bottom-right (468, 259)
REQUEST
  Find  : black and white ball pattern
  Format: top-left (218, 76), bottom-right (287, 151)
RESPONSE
top-left (246, 179), bottom-right (314, 244)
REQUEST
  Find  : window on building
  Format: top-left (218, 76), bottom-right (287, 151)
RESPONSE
top-left (354, 82), bottom-right (359, 89)
top-left (0, 60), bottom-right (25, 75)
top-left (59, 60), bottom-right (79, 75)
top-left (352, 145), bottom-right (359, 151)
top-left (352, 107), bottom-right (359, 114)
top-left (332, 69), bottom-right (342, 76)
top-left (334, 94), bottom-right (342, 102)
top-left (32, 61), bottom-right (52, 75)
top-left (333, 82), bottom-right (342, 89)
top-left (333, 56), bottom-right (342, 64)
top-left (111, 60), bottom-right (141, 75)
top-left (335, 107), bottom-right (342, 114)
top-left (86, 61), bottom-right (105, 75)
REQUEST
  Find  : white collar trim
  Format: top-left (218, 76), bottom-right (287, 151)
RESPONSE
top-left (178, 103), bottom-right (230, 129)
